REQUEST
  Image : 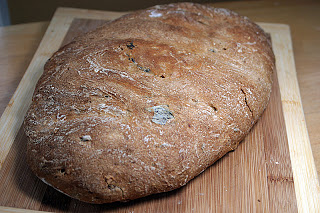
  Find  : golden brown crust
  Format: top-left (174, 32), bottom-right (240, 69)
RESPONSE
top-left (24, 3), bottom-right (274, 203)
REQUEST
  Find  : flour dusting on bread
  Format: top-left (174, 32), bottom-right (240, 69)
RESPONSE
top-left (24, 3), bottom-right (274, 204)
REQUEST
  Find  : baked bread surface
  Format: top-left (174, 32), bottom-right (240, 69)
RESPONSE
top-left (24, 3), bottom-right (275, 204)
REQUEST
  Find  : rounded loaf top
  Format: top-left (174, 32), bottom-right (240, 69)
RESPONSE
top-left (24, 2), bottom-right (275, 204)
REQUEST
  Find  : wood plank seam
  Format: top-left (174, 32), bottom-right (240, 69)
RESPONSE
top-left (264, 24), bottom-right (320, 212)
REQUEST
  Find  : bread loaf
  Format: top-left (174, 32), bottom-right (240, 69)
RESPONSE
top-left (24, 3), bottom-right (275, 204)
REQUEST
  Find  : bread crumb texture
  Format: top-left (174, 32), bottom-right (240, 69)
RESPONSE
top-left (24, 2), bottom-right (274, 204)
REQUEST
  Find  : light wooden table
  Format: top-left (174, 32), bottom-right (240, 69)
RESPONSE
top-left (0, 0), bottom-right (319, 199)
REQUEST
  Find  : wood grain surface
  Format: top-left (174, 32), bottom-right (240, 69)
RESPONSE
top-left (0, 5), bottom-right (319, 212)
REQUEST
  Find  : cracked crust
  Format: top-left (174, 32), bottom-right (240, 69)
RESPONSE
top-left (24, 3), bottom-right (274, 204)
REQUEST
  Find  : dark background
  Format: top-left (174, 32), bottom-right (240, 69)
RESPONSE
top-left (7, 0), bottom-right (244, 25)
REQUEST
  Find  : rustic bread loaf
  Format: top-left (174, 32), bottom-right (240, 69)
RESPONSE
top-left (24, 3), bottom-right (275, 204)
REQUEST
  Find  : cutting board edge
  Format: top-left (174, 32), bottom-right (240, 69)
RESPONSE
top-left (267, 25), bottom-right (320, 211)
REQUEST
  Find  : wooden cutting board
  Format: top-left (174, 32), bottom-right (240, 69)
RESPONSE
top-left (0, 7), bottom-right (319, 213)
